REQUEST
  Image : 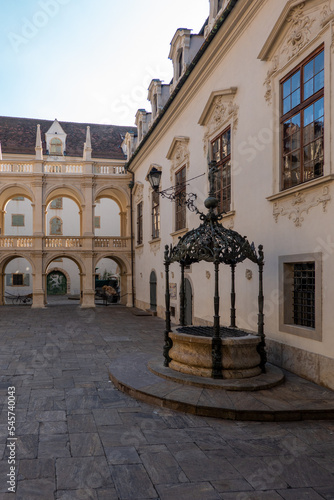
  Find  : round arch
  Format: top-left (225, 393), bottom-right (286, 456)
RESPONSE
top-left (95, 186), bottom-right (129, 211)
top-left (44, 254), bottom-right (85, 304)
top-left (0, 253), bottom-right (35, 275)
top-left (44, 253), bottom-right (85, 274)
top-left (0, 184), bottom-right (35, 209)
top-left (0, 254), bottom-right (35, 306)
top-left (44, 186), bottom-right (84, 209)
top-left (0, 187), bottom-right (35, 235)
top-left (94, 254), bottom-right (130, 306)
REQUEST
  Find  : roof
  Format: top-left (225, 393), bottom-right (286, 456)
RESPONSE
top-left (127, 0), bottom-right (239, 170)
top-left (0, 116), bottom-right (137, 160)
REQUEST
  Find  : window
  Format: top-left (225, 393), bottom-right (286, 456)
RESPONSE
top-left (153, 94), bottom-right (158, 117)
top-left (292, 263), bottom-right (315, 328)
top-left (13, 274), bottom-right (24, 286)
top-left (50, 217), bottom-right (62, 235)
top-left (177, 50), bottom-right (183, 79)
top-left (281, 47), bottom-right (324, 190)
top-left (279, 253), bottom-right (321, 341)
top-left (50, 197), bottom-right (63, 209)
top-left (152, 191), bottom-right (160, 239)
top-left (12, 196), bottom-right (24, 201)
top-left (94, 216), bottom-right (101, 229)
top-left (11, 214), bottom-right (24, 227)
top-left (6, 274), bottom-right (29, 286)
top-left (211, 126), bottom-right (231, 213)
top-left (50, 138), bottom-right (62, 155)
top-left (175, 166), bottom-right (186, 231)
top-left (137, 201), bottom-right (143, 245)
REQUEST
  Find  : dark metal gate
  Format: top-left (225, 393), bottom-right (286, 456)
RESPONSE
top-left (47, 271), bottom-right (67, 295)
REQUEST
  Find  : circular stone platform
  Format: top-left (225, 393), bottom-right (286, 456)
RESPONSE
top-left (148, 357), bottom-right (284, 391)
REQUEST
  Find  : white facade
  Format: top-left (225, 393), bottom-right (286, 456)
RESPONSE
top-left (127, 0), bottom-right (334, 389)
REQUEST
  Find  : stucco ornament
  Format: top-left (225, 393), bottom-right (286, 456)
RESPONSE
top-left (273, 186), bottom-right (331, 227)
top-left (133, 182), bottom-right (144, 204)
top-left (210, 97), bottom-right (239, 133)
top-left (282, 3), bottom-right (315, 60)
top-left (167, 138), bottom-right (190, 182)
top-left (150, 239), bottom-right (161, 255)
top-left (264, 56), bottom-right (279, 105)
top-left (320, 2), bottom-right (334, 50)
top-left (203, 97), bottom-right (239, 156)
top-left (321, 2), bottom-right (334, 27)
top-left (245, 269), bottom-right (253, 280)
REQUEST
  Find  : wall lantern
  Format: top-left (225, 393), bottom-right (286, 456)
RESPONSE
top-left (147, 167), bottom-right (162, 191)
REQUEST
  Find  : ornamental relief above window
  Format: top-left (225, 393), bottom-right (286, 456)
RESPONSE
top-left (198, 88), bottom-right (238, 157)
top-left (133, 182), bottom-right (144, 205)
top-left (166, 137), bottom-right (190, 183)
top-left (272, 184), bottom-right (331, 227)
top-left (260, 1), bottom-right (333, 105)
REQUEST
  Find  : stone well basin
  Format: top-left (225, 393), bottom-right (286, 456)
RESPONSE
top-left (169, 326), bottom-right (262, 379)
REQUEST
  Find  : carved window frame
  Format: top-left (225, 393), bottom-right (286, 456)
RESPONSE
top-left (280, 45), bottom-right (324, 191)
top-left (11, 214), bottom-right (25, 227)
top-left (175, 165), bottom-right (187, 232)
top-left (166, 137), bottom-right (190, 236)
top-left (279, 253), bottom-right (322, 341)
top-left (260, 1), bottom-right (333, 200)
top-left (50, 216), bottom-right (63, 236)
top-left (211, 125), bottom-right (232, 213)
top-left (136, 201), bottom-right (143, 246)
top-left (151, 190), bottom-right (160, 240)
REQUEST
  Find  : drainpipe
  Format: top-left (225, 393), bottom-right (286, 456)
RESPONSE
top-left (128, 171), bottom-right (135, 307)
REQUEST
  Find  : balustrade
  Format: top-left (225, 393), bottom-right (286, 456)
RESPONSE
top-left (94, 237), bottom-right (128, 248)
top-left (0, 237), bottom-right (33, 248)
top-left (44, 237), bottom-right (82, 248)
top-left (0, 161), bottom-right (127, 175)
top-left (93, 165), bottom-right (126, 175)
top-left (0, 163), bottom-right (33, 173)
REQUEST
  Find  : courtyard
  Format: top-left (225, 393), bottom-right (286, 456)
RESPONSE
top-left (0, 304), bottom-right (333, 499)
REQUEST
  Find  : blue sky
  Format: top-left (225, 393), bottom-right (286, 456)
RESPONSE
top-left (0, 0), bottom-right (209, 126)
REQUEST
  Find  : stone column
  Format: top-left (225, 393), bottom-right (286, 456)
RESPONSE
top-left (31, 255), bottom-right (46, 308)
top-left (120, 211), bottom-right (127, 237)
top-left (81, 254), bottom-right (95, 308)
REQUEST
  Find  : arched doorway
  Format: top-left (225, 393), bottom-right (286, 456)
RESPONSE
top-left (47, 271), bottom-right (67, 295)
top-left (3, 256), bottom-right (33, 305)
top-left (45, 256), bottom-right (81, 304)
top-left (150, 270), bottom-right (157, 312)
top-left (184, 278), bottom-right (192, 326)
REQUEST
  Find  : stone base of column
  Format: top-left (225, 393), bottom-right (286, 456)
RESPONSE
top-left (31, 291), bottom-right (46, 308)
top-left (81, 290), bottom-right (96, 308)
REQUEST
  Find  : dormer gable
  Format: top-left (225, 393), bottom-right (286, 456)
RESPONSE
top-left (205, 0), bottom-right (231, 37)
top-left (168, 29), bottom-right (204, 91)
top-left (121, 131), bottom-right (137, 161)
top-left (135, 109), bottom-right (151, 145)
top-left (147, 79), bottom-right (170, 121)
top-left (45, 119), bottom-right (67, 157)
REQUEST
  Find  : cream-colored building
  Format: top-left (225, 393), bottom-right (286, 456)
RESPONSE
top-left (0, 117), bottom-right (135, 307)
top-left (126, 0), bottom-right (334, 389)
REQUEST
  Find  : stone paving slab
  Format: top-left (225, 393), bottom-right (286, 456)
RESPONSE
top-left (110, 352), bottom-right (334, 421)
top-left (0, 304), bottom-right (333, 499)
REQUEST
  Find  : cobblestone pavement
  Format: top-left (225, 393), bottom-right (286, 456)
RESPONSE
top-left (0, 304), bottom-right (334, 500)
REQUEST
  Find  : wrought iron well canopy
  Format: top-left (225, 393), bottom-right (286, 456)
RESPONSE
top-left (163, 160), bottom-right (266, 378)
